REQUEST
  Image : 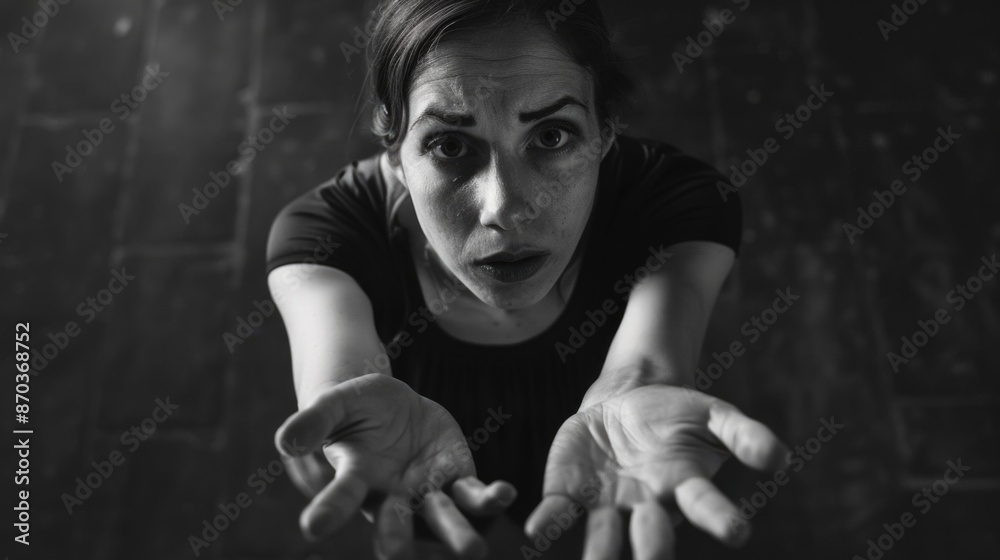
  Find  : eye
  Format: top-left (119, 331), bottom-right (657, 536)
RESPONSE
top-left (532, 126), bottom-right (572, 150)
top-left (429, 135), bottom-right (470, 159)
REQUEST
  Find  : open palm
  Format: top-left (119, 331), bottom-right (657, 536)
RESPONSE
top-left (525, 385), bottom-right (787, 559)
top-left (276, 374), bottom-right (515, 559)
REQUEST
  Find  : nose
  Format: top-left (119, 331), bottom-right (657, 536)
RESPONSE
top-left (477, 155), bottom-right (530, 231)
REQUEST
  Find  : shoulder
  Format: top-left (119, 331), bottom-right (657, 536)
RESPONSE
top-left (265, 151), bottom-right (410, 339)
top-left (593, 135), bottom-right (743, 259)
top-left (266, 151), bottom-right (397, 276)
top-left (277, 152), bottom-right (391, 224)
top-left (601, 135), bottom-right (725, 193)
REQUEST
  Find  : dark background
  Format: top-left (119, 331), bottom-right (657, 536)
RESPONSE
top-left (2, 0), bottom-right (998, 559)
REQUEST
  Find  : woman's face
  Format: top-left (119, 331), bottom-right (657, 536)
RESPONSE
top-left (391, 22), bottom-right (612, 310)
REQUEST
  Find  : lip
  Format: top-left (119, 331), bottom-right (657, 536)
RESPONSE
top-left (473, 250), bottom-right (549, 283)
top-left (474, 248), bottom-right (549, 264)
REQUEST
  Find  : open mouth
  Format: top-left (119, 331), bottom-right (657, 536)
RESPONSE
top-left (474, 253), bottom-right (549, 283)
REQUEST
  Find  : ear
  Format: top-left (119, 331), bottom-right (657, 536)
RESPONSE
top-left (600, 134), bottom-right (614, 161)
top-left (598, 131), bottom-right (616, 163)
top-left (598, 114), bottom-right (620, 162)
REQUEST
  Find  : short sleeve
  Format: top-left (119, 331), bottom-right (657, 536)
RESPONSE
top-left (265, 165), bottom-right (395, 303)
top-left (608, 138), bottom-right (743, 259)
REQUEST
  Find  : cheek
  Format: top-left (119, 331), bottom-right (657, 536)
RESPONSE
top-left (410, 177), bottom-right (478, 243)
top-left (537, 161), bottom-right (599, 234)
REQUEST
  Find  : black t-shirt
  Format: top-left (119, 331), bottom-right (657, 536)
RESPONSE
top-left (266, 135), bottom-right (741, 523)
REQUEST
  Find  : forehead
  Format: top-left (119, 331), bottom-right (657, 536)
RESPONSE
top-left (408, 24), bottom-right (595, 119)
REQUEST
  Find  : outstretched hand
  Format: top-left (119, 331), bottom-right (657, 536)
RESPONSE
top-left (275, 374), bottom-right (516, 559)
top-left (526, 385), bottom-right (788, 559)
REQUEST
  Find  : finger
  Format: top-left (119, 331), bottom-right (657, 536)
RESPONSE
top-left (582, 506), bottom-right (622, 560)
top-left (450, 477), bottom-right (517, 516)
top-left (375, 492), bottom-right (415, 560)
top-left (707, 402), bottom-right (789, 470)
top-left (283, 450), bottom-right (336, 497)
top-left (274, 389), bottom-right (351, 458)
top-left (300, 464), bottom-right (369, 541)
top-left (674, 477), bottom-right (750, 548)
top-left (422, 490), bottom-right (488, 559)
top-left (629, 501), bottom-right (674, 560)
top-left (525, 495), bottom-right (583, 538)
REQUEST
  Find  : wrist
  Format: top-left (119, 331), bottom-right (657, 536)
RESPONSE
top-left (579, 363), bottom-right (688, 411)
top-left (296, 373), bottom-right (374, 410)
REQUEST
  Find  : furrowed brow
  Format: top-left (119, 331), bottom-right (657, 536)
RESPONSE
top-left (410, 109), bottom-right (476, 131)
top-left (519, 95), bottom-right (588, 123)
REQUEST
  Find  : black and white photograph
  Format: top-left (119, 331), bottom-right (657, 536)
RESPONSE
top-left (2, 0), bottom-right (997, 558)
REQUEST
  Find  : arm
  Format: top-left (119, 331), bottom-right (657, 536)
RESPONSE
top-left (526, 242), bottom-right (788, 557)
top-left (269, 263), bottom-right (515, 557)
top-left (267, 264), bottom-right (389, 409)
top-left (579, 240), bottom-right (736, 409)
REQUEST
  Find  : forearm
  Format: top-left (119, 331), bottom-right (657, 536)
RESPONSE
top-left (268, 264), bottom-right (391, 410)
top-left (579, 294), bottom-right (705, 410)
top-left (286, 317), bottom-right (391, 410)
top-left (580, 243), bottom-right (731, 410)
top-left (291, 348), bottom-right (391, 410)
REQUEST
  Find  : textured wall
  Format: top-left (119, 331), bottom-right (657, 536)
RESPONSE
top-left (1, 0), bottom-right (997, 559)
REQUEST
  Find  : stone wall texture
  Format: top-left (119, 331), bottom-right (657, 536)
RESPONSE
top-left (1, 0), bottom-right (996, 558)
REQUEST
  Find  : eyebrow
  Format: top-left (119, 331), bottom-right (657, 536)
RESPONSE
top-left (519, 95), bottom-right (589, 123)
top-left (409, 95), bottom-right (589, 131)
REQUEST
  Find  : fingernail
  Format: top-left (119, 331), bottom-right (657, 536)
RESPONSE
top-left (495, 486), bottom-right (516, 506)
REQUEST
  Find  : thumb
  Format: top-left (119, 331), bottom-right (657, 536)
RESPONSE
top-left (275, 382), bottom-right (360, 458)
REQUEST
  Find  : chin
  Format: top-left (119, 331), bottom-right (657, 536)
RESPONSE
top-left (465, 272), bottom-right (556, 310)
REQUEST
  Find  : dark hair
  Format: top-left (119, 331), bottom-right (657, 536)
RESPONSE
top-left (366, 0), bottom-right (635, 160)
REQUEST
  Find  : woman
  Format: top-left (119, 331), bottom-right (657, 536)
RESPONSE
top-left (266, 0), bottom-right (788, 558)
